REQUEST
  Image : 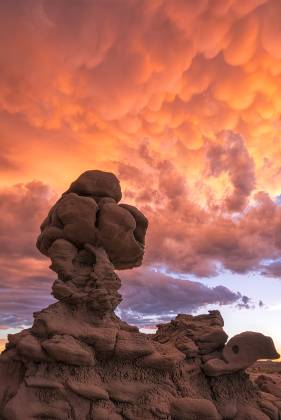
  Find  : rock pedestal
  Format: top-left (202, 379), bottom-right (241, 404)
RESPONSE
top-left (0, 170), bottom-right (279, 420)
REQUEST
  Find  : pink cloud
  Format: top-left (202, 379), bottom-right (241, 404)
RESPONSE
top-left (206, 131), bottom-right (256, 211)
top-left (116, 136), bottom-right (281, 277)
top-left (0, 181), bottom-right (56, 258)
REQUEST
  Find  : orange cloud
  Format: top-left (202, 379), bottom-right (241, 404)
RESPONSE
top-left (0, 0), bottom-right (281, 335)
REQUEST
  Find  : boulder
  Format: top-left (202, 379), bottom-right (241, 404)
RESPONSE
top-left (155, 311), bottom-right (227, 357)
top-left (203, 332), bottom-right (280, 376)
top-left (66, 170), bottom-right (122, 202)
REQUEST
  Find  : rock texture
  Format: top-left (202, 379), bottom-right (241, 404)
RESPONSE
top-left (0, 170), bottom-right (280, 420)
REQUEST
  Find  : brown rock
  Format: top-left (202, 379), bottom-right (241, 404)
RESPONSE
top-left (223, 332), bottom-right (280, 365)
top-left (203, 332), bottom-right (280, 376)
top-left (17, 333), bottom-right (47, 362)
top-left (6, 330), bottom-right (30, 348)
top-left (119, 203), bottom-right (148, 245)
top-left (234, 405), bottom-right (270, 420)
top-left (260, 383), bottom-right (281, 399)
top-left (137, 346), bottom-right (185, 370)
top-left (2, 384), bottom-right (72, 420)
top-left (97, 202), bottom-right (144, 269)
top-left (25, 376), bottom-right (65, 392)
top-left (216, 399), bottom-right (237, 419)
top-left (82, 326), bottom-right (117, 357)
top-left (36, 226), bottom-right (64, 255)
top-left (259, 399), bottom-right (278, 420)
top-left (155, 310), bottom-right (227, 357)
top-left (66, 170), bottom-right (122, 202)
top-left (1, 170), bottom-right (280, 420)
top-left (105, 380), bottom-right (151, 403)
top-left (0, 360), bottom-right (24, 415)
top-left (48, 238), bottom-right (78, 279)
top-left (196, 327), bottom-right (228, 354)
top-left (114, 330), bottom-right (154, 360)
top-left (67, 379), bottom-right (109, 400)
top-left (91, 407), bottom-right (123, 420)
top-left (174, 336), bottom-right (199, 357)
top-left (170, 397), bottom-right (221, 420)
top-left (42, 335), bottom-right (95, 366)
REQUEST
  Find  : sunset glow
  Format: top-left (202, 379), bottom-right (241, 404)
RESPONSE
top-left (0, 0), bottom-right (281, 353)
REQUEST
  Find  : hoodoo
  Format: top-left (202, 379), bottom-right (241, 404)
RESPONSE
top-left (0, 170), bottom-right (279, 419)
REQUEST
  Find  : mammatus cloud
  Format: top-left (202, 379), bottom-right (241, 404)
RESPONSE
top-left (0, 1), bottom-right (281, 332)
top-left (0, 0), bottom-right (281, 190)
top-left (206, 131), bottom-right (256, 212)
top-left (117, 135), bottom-right (281, 277)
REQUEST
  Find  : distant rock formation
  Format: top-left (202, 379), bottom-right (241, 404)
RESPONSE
top-left (0, 170), bottom-right (279, 420)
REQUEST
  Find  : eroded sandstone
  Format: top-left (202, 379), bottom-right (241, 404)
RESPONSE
top-left (0, 170), bottom-right (279, 420)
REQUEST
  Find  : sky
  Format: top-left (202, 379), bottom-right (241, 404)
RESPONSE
top-left (0, 0), bottom-right (281, 355)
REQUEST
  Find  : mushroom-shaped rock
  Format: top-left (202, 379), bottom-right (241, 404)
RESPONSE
top-left (37, 171), bottom-right (147, 273)
top-left (203, 332), bottom-right (280, 376)
top-left (66, 170), bottom-right (122, 202)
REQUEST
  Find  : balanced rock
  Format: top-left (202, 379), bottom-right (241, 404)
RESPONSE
top-left (0, 170), bottom-right (279, 420)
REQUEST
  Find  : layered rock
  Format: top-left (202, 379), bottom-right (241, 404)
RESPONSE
top-left (0, 170), bottom-right (279, 420)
